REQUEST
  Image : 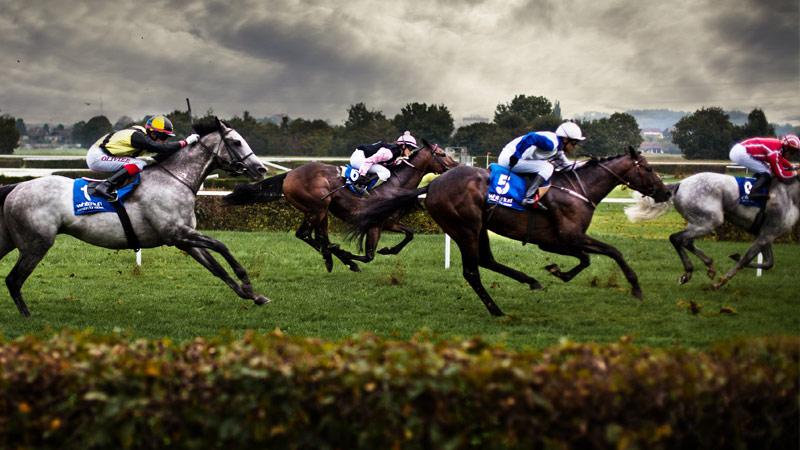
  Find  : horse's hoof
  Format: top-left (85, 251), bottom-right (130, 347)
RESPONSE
top-left (729, 253), bottom-right (741, 262)
top-left (545, 264), bottom-right (559, 274)
top-left (678, 273), bottom-right (691, 285)
top-left (253, 295), bottom-right (271, 306)
top-left (632, 289), bottom-right (644, 300)
top-left (323, 257), bottom-right (333, 273)
top-left (349, 264), bottom-right (361, 273)
top-left (712, 277), bottom-right (727, 290)
top-left (528, 281), bottom-right (543, 290)
top-left (706, 269), bottom-right (716, 280)
top-left (377, 247), bottom-right (392, 255)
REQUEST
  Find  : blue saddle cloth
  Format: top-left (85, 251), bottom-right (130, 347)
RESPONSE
top-left (486, 164), bottom-right (530, 211)
top-left (73, 175), bottom-right (141, 215)
top-left (736, 176), bottom-right (767, 208)
top-left (342, 165), bottom-right (379, 196)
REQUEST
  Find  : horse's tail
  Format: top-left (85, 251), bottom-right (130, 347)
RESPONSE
top-left (0, 184), bottom-right (19, 208)
top-left (224, 172), bottom-right (287, 205)
top-left (624, 183), bottom-right (678, 222)
top-left (349, 186), bottom-right (429, 244)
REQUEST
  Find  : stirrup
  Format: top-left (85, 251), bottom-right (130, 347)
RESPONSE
top-left (94, 185), bottom-right (119, 202)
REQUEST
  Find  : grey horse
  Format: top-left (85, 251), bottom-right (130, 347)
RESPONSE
top-left (625, 172), bottom-right (799, 288)
top-left (0, 118), bottom-right (268, 317)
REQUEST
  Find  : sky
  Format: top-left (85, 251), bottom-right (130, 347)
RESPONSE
top-left (1, 0), bottom-right (798, 127)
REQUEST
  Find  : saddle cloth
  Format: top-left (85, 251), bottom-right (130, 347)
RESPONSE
top-left (341, 165), bottom-right (379, 196)
top-left (735, 176), bottom-right (767, 208)
top-left (72, 175), bottom-right (141, 215)
top-left (486, 164), bottom-right (549, 211)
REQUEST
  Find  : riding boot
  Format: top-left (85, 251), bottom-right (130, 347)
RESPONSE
top-left (748, 173), bottom-right (771, 201)
top-left (94, 168), bottom-right (132, 201)
top-left (353, 173), bottom-right (377, 195)
top-left (521, 174), bottom-right (546, 206)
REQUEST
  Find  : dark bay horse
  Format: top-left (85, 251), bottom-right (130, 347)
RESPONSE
top-left (0, 118), bottom-right (268, 317)
top-left (225, 140), bottom-right (457, 272)
top-left (352, 147), bottom-right (671, 316)
top-left (625, 172), bottom-right (799, 288)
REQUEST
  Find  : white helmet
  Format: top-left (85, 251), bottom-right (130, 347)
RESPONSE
top-left (555, 121), bottom-right (585, 141)
top-left (396, 131), bottom-right (419, 149)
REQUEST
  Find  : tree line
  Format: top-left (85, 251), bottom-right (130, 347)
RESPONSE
top-left (2, 97), bottom-right (796, 159)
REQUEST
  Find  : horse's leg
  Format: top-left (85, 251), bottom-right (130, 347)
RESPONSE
top-left (477, 228), bottom-right (543, 290)
top-left (714, 237), bottom-right (774, 289)
top-left (5, 242), bottom-right (53, 317)
top-left (376, 223), bottom-right (413, 255)
top-left (315, 216), bottom-right (361, 272)
top-left (177, 244), bottom-right (269, 305)
top-left (452, 232), bottom-right (504, 317)
top-left (538, 244), bottom-right (591, 282)
top-left (174, 229), bottom-right (269, 305)
top-left (729, 243), bottom-right (774, 269)
top-left (573, 235), bottom-right (643, 299)
top-left (685, 241), bottom-right (717, 279)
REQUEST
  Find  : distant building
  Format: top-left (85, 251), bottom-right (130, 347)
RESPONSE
top-left (641, 128), bottom-right (664, 140)
top-left (639, 141), bottom-right (664, 154)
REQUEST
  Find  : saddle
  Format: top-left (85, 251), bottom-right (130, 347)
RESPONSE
top-left (73, 175), bottom-right (142, 250)
top-left (341, 165), bottom-right (379, 196)
top-left (486, 164), bottom-right (549, 211)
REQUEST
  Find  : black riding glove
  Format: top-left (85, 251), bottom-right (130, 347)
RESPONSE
top-left (509, 155), bottom-right (519, 168)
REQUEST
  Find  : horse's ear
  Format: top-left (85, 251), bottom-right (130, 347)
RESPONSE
top-left (628, 145), bottom-right (639, 158)
top-left (214, 116), bottom-right (224, 131)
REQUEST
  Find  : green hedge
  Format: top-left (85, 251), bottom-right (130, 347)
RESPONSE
top-left (196, 196), bottom-right (441, 234)
top-left (0, 331), bottom-right (796, 449)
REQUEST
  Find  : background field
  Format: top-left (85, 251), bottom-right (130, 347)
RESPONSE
top-left (0, 204), bottom-right (795, 350)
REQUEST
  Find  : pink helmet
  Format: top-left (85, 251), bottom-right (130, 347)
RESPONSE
top-left (782, 134), bottom-right (800, 151)
top-left (396, 131), bottom-right (419, 149)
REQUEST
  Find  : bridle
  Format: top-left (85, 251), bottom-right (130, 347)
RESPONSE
top-left (198, 127), bottom-right (259, 176)
top-left (596, 155), bottom-right (661, 198)
top-left (397, 144), bottom-right (453, 174)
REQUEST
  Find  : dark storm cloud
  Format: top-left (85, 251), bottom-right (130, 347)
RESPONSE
top-left (0, 0), bottom-right (797, 125)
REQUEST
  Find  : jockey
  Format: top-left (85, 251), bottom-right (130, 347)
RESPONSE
top-left (729, 134), bottom-right (800, 200)
top-left (86, 115), bottom-right (199, 200)
top-left (349, 131), bottom-right (419, 193)
top-left (497, 121), bottom-right (585, 206)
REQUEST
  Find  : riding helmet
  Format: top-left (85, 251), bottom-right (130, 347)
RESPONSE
top-left (396, 131), bottom-right (419, 149)
top-left (146, 115), bottom-right (176, 140)
top-left (555, 121), bottom-right (586, 141)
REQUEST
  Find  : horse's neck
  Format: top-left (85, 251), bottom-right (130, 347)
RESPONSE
top-left (155, 142), bottom-right (216, 193)
top-left (562, 160), bottom-right (624, 202)
top-left (388, 162), bottom-right (425, 189)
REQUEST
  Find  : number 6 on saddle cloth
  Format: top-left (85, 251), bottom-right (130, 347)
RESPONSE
top-left (73, 175), bottom-right (142, 250)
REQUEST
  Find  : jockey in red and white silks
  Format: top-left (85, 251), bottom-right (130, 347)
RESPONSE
top-left (729, 136), bottom-right (798, 181)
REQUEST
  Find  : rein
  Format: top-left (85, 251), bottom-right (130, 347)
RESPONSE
top-left (596, 157), bottom-right (659, 198)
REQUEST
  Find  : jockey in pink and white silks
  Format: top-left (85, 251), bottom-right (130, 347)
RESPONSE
top-left (348, 131), bottom-right (418, 193)
top-left (497, 121), bottom-right (585, 206)
top-left (729, 134), bottom-right (800, 200)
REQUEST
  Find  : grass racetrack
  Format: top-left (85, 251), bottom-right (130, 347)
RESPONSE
top-left (0, 204), bottom-right (796, 350)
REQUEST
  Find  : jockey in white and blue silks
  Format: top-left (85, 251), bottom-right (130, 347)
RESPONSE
top-left (497, 121), bottom-right (586, 206)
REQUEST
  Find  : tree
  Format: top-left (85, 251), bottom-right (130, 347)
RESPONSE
top-left (113, 115), bottom-right (134, 130)
top-left (580, 113), bottom-right (643, 156)
top-left (734, 108), bottom-right (774, 141)
top-left (392, 102), bottom-right (454, 145)
top-left (451, 122), bottom-right (511, 155)
top-left (0, 114), bottom-right (20, 154)
top-left (344, 103), bottom-right (387, 129)
top-left (672, 107), bottom-right (735, 159)
top-left (494, 95), bottom-right (552, 128)
top-left (72, 115), bottom-right (113, 148)
top-left (15, 118), bottom-right (26, 136)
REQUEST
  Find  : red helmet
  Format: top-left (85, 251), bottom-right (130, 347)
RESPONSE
top-left (781, 134), bottom-right (800, 151)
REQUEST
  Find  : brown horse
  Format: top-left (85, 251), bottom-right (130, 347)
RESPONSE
top-left (351, 147), bottom-right (671, 316)
top-left (225, 140), bottom-right (457, 272)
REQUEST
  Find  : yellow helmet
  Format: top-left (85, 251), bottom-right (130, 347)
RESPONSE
top-left (145, 115), bottom-right (175, 138)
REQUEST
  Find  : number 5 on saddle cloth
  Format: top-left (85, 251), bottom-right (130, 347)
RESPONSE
top-left (72, 175), bottom-right (142, 250)
top-left (486, 164), bottom-right (549, 211)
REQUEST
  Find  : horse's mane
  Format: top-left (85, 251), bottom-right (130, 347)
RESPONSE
top-left (574, 153), bottom-right (629, 170)
top-left (191, 118), bottom-right (221, 138)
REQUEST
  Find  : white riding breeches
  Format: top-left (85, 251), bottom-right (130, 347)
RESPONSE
top-left (87, 146), bottom-right (147, 173)
top-left (729, 144), bottom-right (770, 175)
top-left (349, 150), bottom-right (391, 181)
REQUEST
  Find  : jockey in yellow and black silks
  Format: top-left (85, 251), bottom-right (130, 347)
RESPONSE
top-left (86, 115), bottom-right (199, 200)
